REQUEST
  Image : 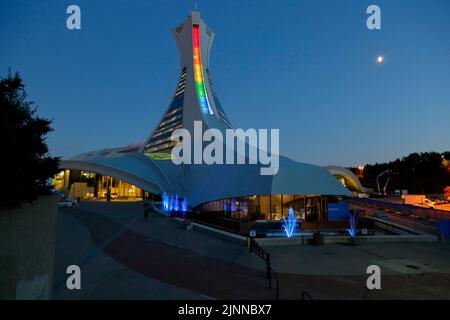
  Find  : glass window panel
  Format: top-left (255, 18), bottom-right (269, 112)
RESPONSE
top-left (246, 195), bottom-right (259, 220)
top-left (283, 195), bottom-right (294, 218)
top-left (259, 195), bottom-right (270, 220)
top-left (271, 194), bottom-right (282, 220)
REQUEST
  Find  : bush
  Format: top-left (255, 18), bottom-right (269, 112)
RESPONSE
top-left (0, 71), bottom-right (59, 208)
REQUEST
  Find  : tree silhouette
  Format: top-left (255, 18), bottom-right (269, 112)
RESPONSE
top-left (0, 70), bottom-right (59, 208)
top-left (350, 151), bottom-right (450, 194)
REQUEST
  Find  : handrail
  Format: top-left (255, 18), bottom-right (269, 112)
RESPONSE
top-left (270, 266), bottom-right (279, 300)
top-left (301, 290), bottom-right (313, 300)
top-left (249, 238), bottom-right (270, 278)
top-left (249, 237), bottom-right (279, 299)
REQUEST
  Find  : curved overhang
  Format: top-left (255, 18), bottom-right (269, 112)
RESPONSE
top-left (271, 158), bottom-right (352, 196)
top-left (60, 160), bottom-right (163, 195)
top-left (178, 156), bottom-right (352, 207)
top-left (59, 152), bottom-right (172, 195)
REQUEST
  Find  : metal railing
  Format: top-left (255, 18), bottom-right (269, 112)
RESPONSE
top-left (301, 290), bottom-right (313, 300)
top-left (270, 266), bottom-right (279, 300)
top-left (249, 237), bottom-right (279, 299)
top-left (347, 197), bottom-right (450, 221)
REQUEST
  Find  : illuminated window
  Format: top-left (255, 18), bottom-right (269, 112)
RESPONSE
top-left (143, 68), bottom-right (186, 156)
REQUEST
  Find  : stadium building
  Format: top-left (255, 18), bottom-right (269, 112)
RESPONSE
top-left (57, 11), bottom-right (351, 228)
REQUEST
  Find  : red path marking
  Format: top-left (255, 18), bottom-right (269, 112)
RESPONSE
top-left (104, 228), bottom-right (274, 299)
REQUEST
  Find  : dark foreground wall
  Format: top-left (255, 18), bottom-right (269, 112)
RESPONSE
top-left (0, 196), bottom-right (58, 299)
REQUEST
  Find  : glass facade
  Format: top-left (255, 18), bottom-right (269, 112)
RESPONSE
top-left (96, 176), bottom-right (142, 199)
top-left (197, 194), bottom-right (328, 222)
top-left (143, 67), bottom-right (187, 159)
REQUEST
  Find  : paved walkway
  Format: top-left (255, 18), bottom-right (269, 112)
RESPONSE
top-left (53, 202), bottom-right (269, 299)
top-left (53, 201), bottom-right (450, 299)
top-left (104, 228), bottom-right (273, 299)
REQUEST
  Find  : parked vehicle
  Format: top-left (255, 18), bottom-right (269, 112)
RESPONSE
top-left (428, 195), bottom-right (448, 205)
top-left (418, 198), bottom-right (436, 209)
top-left (401, 194), bottom-right (425, 205)
top-left (401, 194), bottom-right (436, 209)
top-left (57, 197), bottom-right (77, 208)
top-left (357, 193), bottom-right (369, 198)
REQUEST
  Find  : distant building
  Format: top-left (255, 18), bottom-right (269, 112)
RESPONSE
top-left (324, 166), bottom-right (371, 194)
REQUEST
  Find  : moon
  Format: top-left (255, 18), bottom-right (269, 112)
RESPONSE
top-left (376, 55), bottom-right (384, 63)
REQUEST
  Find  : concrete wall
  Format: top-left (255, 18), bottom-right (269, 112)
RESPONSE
top-left (0, 196), bottom-right (58, 299)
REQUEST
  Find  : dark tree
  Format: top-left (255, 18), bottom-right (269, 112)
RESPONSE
top-left (0, 71), bottom-right (59, 208)
top-left (443, 152), bottom-right (450, 162)
top-left (351, 151), bottom-right (450, 194)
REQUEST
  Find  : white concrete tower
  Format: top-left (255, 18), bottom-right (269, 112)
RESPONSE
top-left (142, 10), bottom-right (232, 160)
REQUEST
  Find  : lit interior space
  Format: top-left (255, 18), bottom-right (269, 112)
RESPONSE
top-left (52, 170), bottom-right (144, 201)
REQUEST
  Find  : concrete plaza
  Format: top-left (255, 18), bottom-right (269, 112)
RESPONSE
top-left (53, 201), bottom-right (450, 299)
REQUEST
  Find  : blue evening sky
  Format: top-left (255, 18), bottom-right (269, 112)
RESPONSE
top-left (1, 0), bottom-right (449, 166)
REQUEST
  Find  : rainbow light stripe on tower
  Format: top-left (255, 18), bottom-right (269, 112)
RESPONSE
top-left (192, 24), bottom-right (213, 115)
